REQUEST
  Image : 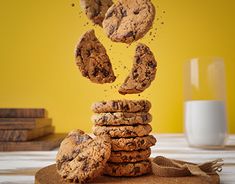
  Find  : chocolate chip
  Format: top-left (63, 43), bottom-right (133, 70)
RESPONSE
top-left (93, 67), bottom-right (100, 77)
top-left (133, 10), bottom-right (139, 15)
top-left (140, 140), bottom-right (145, 144)
top-left (112, 102), bottom-right (118, 109)
top-left (95, 0), bottom-right (102, 6)
top-left (102, 116), bottom-right (108, 123)
top-left (123, 104), bottom-right (130, 111)
top-left (121, 8), bottom-right (127, 17)
top-left (134, 167), bottom-right (140, 174)
top-left (142, 115), bottom-right (148, 122)
top-left (101, 68), bottom-right (110, 77)
top-left (108, 25), bottom-right (115, 36)
top-left (125, 31), bottom-right (134, 38)
top-left (106, 9), bottom-right (114, 19)
top-left (136, 57), bottom-right (141, 64)
top-left (75, 48), bottom-right (81, 57)
top-left (112, 167), bottom-right (117, 174)
top-left (148, 61), bottom-right (157, 68)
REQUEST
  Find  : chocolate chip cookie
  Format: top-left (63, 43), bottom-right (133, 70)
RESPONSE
top-left (91, 99), bottom-right (151, 113)
top-left (56, 130), bottom-right (111, 183)
top-left (80, 0), bottom-right (113, 26)
top-left (104, 160), bottom-right (152, 176)
top-left (75, 29), bottom-right (116, 84)
top-left (102, 0), bottom-right (155, 44)
top-left (119, 43), bottom-right (157, 95)
top-left (93, 124), bottom-right (152, 138)
top-left (109, 148), bottom-right (151, 163)
top-left (111, 135), bottom-right (156, 151)
top-left (91, 112), bottom-right (152, 126)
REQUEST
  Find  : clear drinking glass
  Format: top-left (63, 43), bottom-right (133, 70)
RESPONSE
top-left (183, 57), bottom-right (228, 149)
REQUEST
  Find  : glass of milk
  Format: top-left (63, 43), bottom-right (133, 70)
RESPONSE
top-left (184, 57), bottom-right (228, 149)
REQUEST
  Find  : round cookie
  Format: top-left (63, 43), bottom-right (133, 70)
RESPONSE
top-left (111, 135), bottom-right (156, 151)
top-left (80, 0), bottom-right (113, 26)
top-left (102, 0), bottom-right (155, 44)
top-left (91, 99), bottom-right (151, 113)
top-left (93, 124), bottom-right (152, 138)
top-left (75, 29), bottom-right (116, 84)
top-left (91, 112), bottom-right (152, 126)
top-left (119, 43), bottom-right (157, 95)
top-left (104, 160), bottom-right (152, 176)
top-left (56, 130), bottom-right (111, 183)
top-left (109, 148), bottom-right (151, 163)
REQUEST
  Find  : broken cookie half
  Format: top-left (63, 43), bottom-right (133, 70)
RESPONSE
top-left (56, 129), bottom-right (111, 183)
top-left (119, 43), bottom-right (157, 95)
top-left (75, 29), bottom-right (116, 84)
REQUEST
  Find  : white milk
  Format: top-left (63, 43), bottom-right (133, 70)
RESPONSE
top-left (184, 100), bottom-right (227, 147)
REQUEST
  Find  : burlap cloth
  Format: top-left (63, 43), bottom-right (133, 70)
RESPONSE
top-left (151, 156), bottom-right (223, 178)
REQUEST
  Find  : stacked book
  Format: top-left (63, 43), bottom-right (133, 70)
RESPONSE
top-left (0, 108), bottom-right (65, 151)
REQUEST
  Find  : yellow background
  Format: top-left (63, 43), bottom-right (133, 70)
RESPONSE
top-left (0, 0), bottom-right (234, 133)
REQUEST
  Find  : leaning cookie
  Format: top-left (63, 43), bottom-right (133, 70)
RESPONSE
top-left (56, 129), bottom-right (111, 183)
top-left (102, 0), bottom-right (155, 44)
top-left (75, 29), bottom-right (116, 84)
top-left (119, 43), bottom-right (157, 95)
top-left (111, 135), bottom-right (156, 151)
top-left (93, 124), bottom-right (152, 138)
top-left (80, 0), bottom-right (113, 26)
top-left (109, 148), bottom-right (151, 163)
top-left (91, 99), bottom-right (151, 113)
top-left (104, 160), bottom-right (152, 176)
top-left (91, 112), bottom-right (152, 126)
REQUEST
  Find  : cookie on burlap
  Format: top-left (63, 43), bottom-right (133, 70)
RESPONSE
top-left (102, 0), bottom-right (155, 44)
top-left (93, 124), bottom-right (152, 138)
top-left (91, 99), bottom-right (151, 113)
top-left (111, 135), bottom-right (156, 151)
top-left (91, 112), bottom-right (152, 126)
top-left (104, 160), bottom-right (152, 176)
top-left (80, 0), bottom-right (113, 26)
top-left (56, 130), bottom-right (111, 183)
top-left (75, 29), bottom-right (116, 84)
top-left (119, 43), bottom-right (157, 95)
top-left (109, 148), bottom-right (151, 163)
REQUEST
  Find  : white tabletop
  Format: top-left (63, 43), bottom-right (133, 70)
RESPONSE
top-left (0, 134), bottom-right (235, 184)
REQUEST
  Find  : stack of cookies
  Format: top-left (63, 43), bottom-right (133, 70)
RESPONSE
top-left (91, 99), bottom-right (157, 177)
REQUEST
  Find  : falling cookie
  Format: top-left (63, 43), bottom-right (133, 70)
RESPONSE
top-left (56, 129), bottom-right (111, 183)
top-left (102, 0), bottom-right (155, 44)
top-left (80, 0), bottom-right (113, 26)
top-left (75, 29), bottom-right (116, 84)
top-left (119, 43), bottom-right (157, 95)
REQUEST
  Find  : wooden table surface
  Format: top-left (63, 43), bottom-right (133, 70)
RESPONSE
top-left (0, 134), bottom-right (235, 184)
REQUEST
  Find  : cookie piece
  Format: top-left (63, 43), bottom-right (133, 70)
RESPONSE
top-left (80, 0), bottom-right (113, 26)
top-left (75, 29), bottom-right (116, 84)
top-left (109, 148), bottom-right (151, 163)
top-left (119, 43), bottom-right (157, 95)
top-left (93, 124), bottom-right (152, 138)
top-left (56, 130), bottom-right (111, 183)
top-left (111, 135), bottom-right (156, 151)
top-left (91, 112), bottom-right (152, 126)
top-left (91, 99), bottom-right (151, 113)
top-left (102, 0), bottom-right (155, 44)
top-left (104, 160), bottom-right (152, 176)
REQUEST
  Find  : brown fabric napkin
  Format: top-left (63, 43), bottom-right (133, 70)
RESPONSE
top-left (152, 156), bottom-right (223, 178)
